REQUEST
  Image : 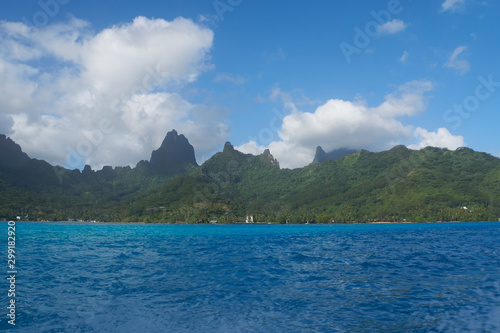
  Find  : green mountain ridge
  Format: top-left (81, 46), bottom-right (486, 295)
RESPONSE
top-left (1, 131), bottom-right (499, 223)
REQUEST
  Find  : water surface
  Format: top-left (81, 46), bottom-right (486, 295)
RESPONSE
top-left (1, 222), bottom-right (499, 332)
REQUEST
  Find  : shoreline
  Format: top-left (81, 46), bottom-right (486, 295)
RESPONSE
top-left (4, 220), bottom-right (498, 225)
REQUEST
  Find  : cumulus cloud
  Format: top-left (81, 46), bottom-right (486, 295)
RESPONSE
top-left (237, 81), bottom-right (463, 169)
top-left (378, 19), bottom-right (407, 35)
top-left (444, 46), bottom-right (470, 74)
top-left (0, 16), bottom-right (228, 169)
top-left (236, 141), bottom-right (266, 156)
top-left (408, 127), bottom-right (465, 150)
top-left (441, 0), bottom-right (466, 12)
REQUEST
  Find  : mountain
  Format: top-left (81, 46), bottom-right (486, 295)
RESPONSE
top-left (1, 132), bottom-right (499, 223)
top-left (127, 144), bottom-right (500, 224)
top-left (130, 141), bottom-right (282, 222)
top-left (312, 146), bottom-right (358, 164)
top-left (0, 130), bottom-right (198, 221)
top-left (0, 134), bottom-right (30, 169)
top-left (259, 149), bottom-right (280, 168)
top-left (149, 129), bottom-right (198, 174)
top-left (0, 134), bottom-right (61, 188)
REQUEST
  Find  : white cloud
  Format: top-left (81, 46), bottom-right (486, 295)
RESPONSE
top-left (444, 45), bottom-right (470, 74)
top-left (0, 59), bottom-right (39, 115)
top-left (374, 80), bottom-right (434, 117)
top-left (408, 127), bottom-right (465, 150)
top-left (262, 47), bottom-right (286, 63)
top-left (80, 16), bottom-right (214, 97)
top-left (400, 51), bottom-right (409, 63)
top-left (236, 141), bottom-right (266, 156)
top-left (269, 86), bottom-right (299, 114)
top-left (0, 114), bottom-right (13, 135)
top-left (270, 86), bottom-right (321, 109)
top-left (270, 86), bottom-right (293, 104)
top-left (255, 94), bottom-right (266, 103)
top-left (213, 72), bottom-right (246, 85)
top-left (379, 19), bottom-right (407, 35)
top-left (0, 16), bottom-right (228, 169)
top-left (265, 96), bottom-right (413, 169)
top-left (441, 0), bottom-right (466, 12)
top-left (237, 81), bottom-right (462, 169)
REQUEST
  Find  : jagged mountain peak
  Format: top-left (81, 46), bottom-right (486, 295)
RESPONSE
top-left (149, 129), bottom-right (198, 174)
top-left (159, 129), bottom-right (185, 147)
top-left (312, 146), bottom-right (359, 164)
top-left (312, 146), bottom-right (328, 164)
top-left (220, 142), bottom-right (280, 168)
top-left (259, 149), bottom-right (280, 168)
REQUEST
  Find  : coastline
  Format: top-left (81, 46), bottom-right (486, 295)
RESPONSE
top-left (5, 220), bottom-right (498, 225)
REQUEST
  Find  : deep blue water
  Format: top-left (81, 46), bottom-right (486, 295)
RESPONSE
top-left (0, 222), bottom-right (499, 332)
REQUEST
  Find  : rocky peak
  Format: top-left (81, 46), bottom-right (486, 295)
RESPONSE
top-left (149, 129), bottom-right (198, 174)
top-left (259, 149), bottom-right (280, 168)
top-left (223, 141), bottom-right (235, 153)
top-left (312, 146), bottom-right (328, 164)
top-left (82, 165), bottom-right (94, 174)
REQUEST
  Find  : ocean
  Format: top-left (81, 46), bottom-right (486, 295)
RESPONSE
top-left (1, 222), bottom-right (499, 332)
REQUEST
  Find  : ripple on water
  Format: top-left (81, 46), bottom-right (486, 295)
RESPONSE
top-left (1, 222), bottom-right (499, 332)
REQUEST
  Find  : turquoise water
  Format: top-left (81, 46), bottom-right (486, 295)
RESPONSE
top-left (1, 222), bottom-right (499, 332)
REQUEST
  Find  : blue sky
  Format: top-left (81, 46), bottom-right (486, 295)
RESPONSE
top-left (1, 0), bottom-right (499, 169)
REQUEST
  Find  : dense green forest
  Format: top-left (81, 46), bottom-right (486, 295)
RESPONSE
top-left (1, 132), bottom-right (500, 223)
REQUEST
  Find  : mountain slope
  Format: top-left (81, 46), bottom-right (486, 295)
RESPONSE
top-left (0, 134), bottom-right (62, 189)
top-left (125, 145), bottom-right (500, 223)
top-left (0, 132), bottom-right (499, 223)
top-left (0, 130), bottom-right (197, 220)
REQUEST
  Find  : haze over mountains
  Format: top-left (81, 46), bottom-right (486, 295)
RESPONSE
top-left (1, 130), bottom-right (499, 223)
top-left (312, 146), bottom-right (359, 164)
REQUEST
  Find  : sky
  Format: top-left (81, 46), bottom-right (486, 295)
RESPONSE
top-left (1, 0), bottom-right (499, 170)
